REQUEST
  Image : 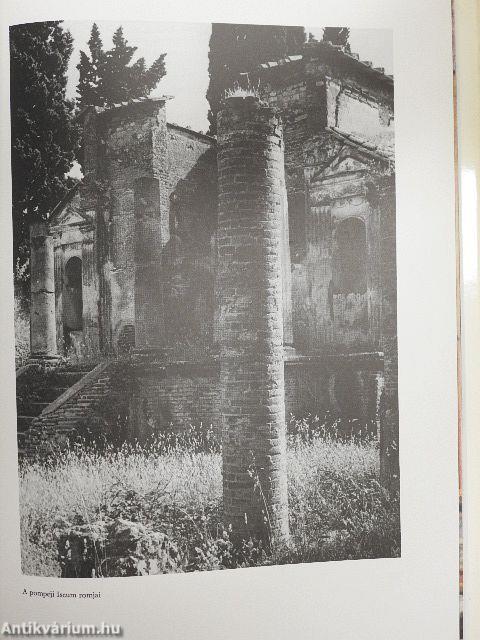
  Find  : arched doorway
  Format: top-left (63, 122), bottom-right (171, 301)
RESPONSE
top-left (63, 256), bottom-right (83, 347)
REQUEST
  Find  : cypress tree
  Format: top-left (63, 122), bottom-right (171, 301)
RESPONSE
top-left (77, 25), bottom-right (166, 109)
top-left (10, 21), bottom-right (78, 278)
top-left (77, 23), bottom-right (105, 108)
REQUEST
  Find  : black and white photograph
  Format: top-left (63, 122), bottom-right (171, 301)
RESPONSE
top-left (11, 20), bottom-right (400, 578)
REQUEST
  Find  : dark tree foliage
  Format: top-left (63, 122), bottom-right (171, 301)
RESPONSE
top-left (322, 27), bottom-right (351, 51)
top-left (206, 23), bottom-right (306, 135)
top-left (77, 23), bottom-right (105, 108)
top-left (10, 21), bottom-right (78, 278)
top-left (77, 24), bottom-right (166, 109)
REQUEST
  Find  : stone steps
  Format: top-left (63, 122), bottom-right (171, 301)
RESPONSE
top-left (17, 360), bottom-right (119, 457)
top-left (16, 363), bottom-right (98, 453)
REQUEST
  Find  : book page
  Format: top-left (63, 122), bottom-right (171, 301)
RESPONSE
top-left (0, 1), bottom-right (459, 638)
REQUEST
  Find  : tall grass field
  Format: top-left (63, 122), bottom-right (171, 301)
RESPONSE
top-left (19, 420), bottom-right (400, 576)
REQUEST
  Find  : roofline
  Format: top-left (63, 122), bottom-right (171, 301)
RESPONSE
top-left (326, 126), bottom-right (395, 163)
top-left (167, 122), bottom-right (216, 144)
top-left (252, 40), bottom-right (393, 89)
top-left (77, 96), bottom-right (173, 121)
top-left (305, 41), bottom-right (394, 86)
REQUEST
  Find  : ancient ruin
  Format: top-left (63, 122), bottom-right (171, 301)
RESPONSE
top-left (17, 40), bottom-right (398, 542)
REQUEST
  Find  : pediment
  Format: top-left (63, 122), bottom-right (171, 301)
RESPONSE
top-left (325, 153), bottom-right (371, 176)
top-left (49, 185), bottom-right (93, 228)
top-left (309, 147), bottom-right (373, 184)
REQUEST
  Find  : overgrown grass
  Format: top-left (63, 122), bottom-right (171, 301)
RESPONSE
top-left (19, 422), bottom-right (400, 576)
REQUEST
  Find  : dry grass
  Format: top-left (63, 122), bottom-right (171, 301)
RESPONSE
top-left (19, 426), bottom-right (400, 576)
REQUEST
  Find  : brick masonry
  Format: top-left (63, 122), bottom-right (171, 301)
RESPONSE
top-left (25, 42), bottom-right (398, 496)
top-left (215, 96), bottom-right (289, 544)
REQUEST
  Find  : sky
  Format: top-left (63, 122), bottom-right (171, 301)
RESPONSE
top-left (63, 21), bottom-right (393, 134)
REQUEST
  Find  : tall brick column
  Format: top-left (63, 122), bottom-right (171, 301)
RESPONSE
top-left (378, 176), bottom-right (399, 492)
top-left (30, 222), bottom-right (57, 359)
top-left (216, 96), bottom-right (289, 546)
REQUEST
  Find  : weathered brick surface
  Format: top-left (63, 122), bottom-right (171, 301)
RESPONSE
top-left (21, 361), bottom-right (124, 458)
top-left (128, 361), bottom-right (220, 440)
top-left (28, 44), bottom-right (398, 491)
top-left (216, 96), bottom-right (289, 544)
top-left (120, 353), bottom-right (383, 443)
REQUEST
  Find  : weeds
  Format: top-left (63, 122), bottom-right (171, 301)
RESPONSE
top-left (19, 419), bottom-right (400, 576)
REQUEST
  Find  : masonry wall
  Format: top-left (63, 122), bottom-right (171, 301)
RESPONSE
top-left (65, 105), bottom-right (217, 358)
top-left (161, 126), bottom-right (217, 359)
top-left (99, 102), bottom-right (168, 352)
top-left (325, 77), bottom-right (394, 151)
top-left (252, 49), bottom-right (394, 355)
top-left (124, 357), bottom-right (382, 442)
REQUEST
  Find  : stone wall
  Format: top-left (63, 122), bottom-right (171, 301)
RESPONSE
top-left (19, 352), bottom-right (383, 461)
top-left (117, 356), bottom-right (383, 443)
top-left (101, 101), bottom-right (168, 352)
top-left (48, 102), bottom-right (218, 360)
top-left (161, 126), bottom-right (217, 359)
top-left (29, 46), bottom-right (397, 469)
top-left (128, 361), bottom-right (220, 440)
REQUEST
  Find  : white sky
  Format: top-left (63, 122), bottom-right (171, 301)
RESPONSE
top-left (63, 21), bottom-right (393, 134)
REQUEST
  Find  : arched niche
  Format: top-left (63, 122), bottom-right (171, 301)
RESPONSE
top-left (63, 256), bottom-right (83, 332)
top-left (332, 217), bottom-right (367, 295)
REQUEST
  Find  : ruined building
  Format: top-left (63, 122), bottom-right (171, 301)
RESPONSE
top-left (18, 41), bottom-right (398, 520)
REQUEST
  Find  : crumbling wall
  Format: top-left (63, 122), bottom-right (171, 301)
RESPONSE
top-left (100, 101), bottom-right (169, 351)
top-left (161, 126), bottom-right (218, 358)
top-left (325, 78), bottom-right (394, 152)
top-left (292, 142), bottom-right (387, 353)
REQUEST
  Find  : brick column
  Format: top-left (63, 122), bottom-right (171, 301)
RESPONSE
top-left (216, 96), bottom-right (289, 546)
top-left (30, 223), bottom-right (57, 359)
top-left (378, 176), bottom-right (399, 492)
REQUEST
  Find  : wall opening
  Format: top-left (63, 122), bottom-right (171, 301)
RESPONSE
top-left (332, 217), bottom-right (367, 294)
top-left (63, 256), bottom-right (83, 342)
